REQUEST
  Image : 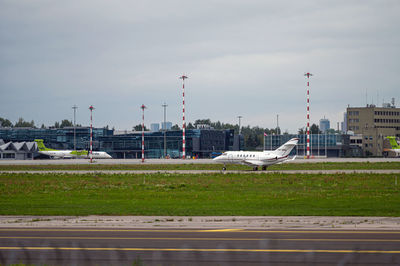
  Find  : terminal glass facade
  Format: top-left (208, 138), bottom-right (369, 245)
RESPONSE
top-left (264, 134), bottom-right (346, 157)
top-left (0, 127), bottom-right (238, 159)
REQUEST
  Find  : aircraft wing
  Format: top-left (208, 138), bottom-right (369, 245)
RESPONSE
top-left (243, 160), bottom-right (265, 166)
top-left (276, 155), bottom-right (296, 164)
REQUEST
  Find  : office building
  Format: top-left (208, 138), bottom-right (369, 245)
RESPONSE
top-left (347, 103), bottom-right (400, 156)
top-left (161, 122), bottom-right (172, 130)
top-left (319, 118), bottom-right (330, 133)
top-left (342, 112), bottom-right (347, 133)
top-left (150, 123), bottom-right (160, 132)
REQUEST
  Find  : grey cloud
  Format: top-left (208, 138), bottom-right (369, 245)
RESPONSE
top-left (1, 0), bottom-right (399, 131)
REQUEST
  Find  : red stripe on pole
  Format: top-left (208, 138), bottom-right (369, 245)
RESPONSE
top-left (180, 74), bottom-right (188, 159)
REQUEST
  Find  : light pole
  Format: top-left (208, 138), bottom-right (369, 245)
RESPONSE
top-left (72, 104), bottom-right (78, 152)
top-left (162, 102), bottom-right (168, 158)
top-left (179, 75), bottom-right (188, 159)
top-left (89, 105), bottom-right (94, 163)
top-left (141, 104), bottom-right (147, 163)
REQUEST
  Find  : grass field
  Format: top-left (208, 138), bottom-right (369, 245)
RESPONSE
top-left (1, 172), bottom-right (399, 216)
top-left (1, 161), bottom-right (400, 171)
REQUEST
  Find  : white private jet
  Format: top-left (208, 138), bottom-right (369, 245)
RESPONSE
top-left (35, 139), bottom-right (112, 159)
top-left (213, 138), bottom-right (299, 171)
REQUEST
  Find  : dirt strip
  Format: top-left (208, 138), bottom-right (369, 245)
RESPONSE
top-left (1, 216), bottom-right (400, 230)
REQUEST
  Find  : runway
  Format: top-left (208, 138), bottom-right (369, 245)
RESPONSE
top-left (2, 169), bottom-right (400, 174)
top-left (0, 228), bottom-right (399, 265)
top-left (0, 157), bottom-right (399, 165)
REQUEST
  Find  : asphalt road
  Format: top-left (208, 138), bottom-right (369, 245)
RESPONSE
top-left (0, 228), bottom-right (399, 265)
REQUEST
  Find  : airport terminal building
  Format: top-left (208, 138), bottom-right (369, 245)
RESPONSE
top-left (0, 139), bottom-right (37, 160)
top-left (0, 127), bottom-right (240, 159)
top-left (1, 123), bottom-right (395, 159)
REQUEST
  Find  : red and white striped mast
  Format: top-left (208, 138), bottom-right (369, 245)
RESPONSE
top-left (140, 104), bottom-right (147, 163)
top-left (179, 74), bottom-right (188, 159)
top-left (304, 72), bottom-right (313, 159)
top-left (89, 105), bottom-right (95, 163)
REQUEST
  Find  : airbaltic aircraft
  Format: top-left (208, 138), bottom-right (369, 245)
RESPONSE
top-left (386, 136), bottom-right (400, 157)
top-left (213, 138), bottom-right (299, 171)
top-left (35, 139), bottom-right (112, 159)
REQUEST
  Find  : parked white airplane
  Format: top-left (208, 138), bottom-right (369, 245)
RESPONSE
top-left (213, 138), bottom-right (299, 171)
top-left (35, 139), bottom-right (112, 159)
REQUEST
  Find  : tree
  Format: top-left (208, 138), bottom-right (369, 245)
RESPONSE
top-left (60, 119), bottom-right (73, 128)
top-left (326, 128), bottom-right (340, 134)
top-left (187, 122), bottom-right (195, 129)
top-left (15, 118), bottom-right (35, 128)
top-left (310, 124), bottom-right (321, 134)
top-left (171, 124), bottom-right (180, 130)
top-left (54, 121), bottom-right (60, 128)
top-left (194, 119), bottom-right (211, 127)
top-left (298, 127), bottom-right (305, 134)
top-left (0, 117), bottom-right (13, 127)
top-left (133, 124), bottom-right (148, 131)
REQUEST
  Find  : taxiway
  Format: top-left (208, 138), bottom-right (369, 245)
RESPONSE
top-left (0, 227), bottom-right (399, 265)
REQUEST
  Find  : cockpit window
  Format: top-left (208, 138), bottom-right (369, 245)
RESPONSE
top-left (222, 152), bottom-right (228, 156)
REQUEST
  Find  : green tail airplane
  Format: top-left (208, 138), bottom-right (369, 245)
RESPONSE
top-left (385, 136), bottom-right (400, 157)
top-left (35, 139), bottom-right (112, 159)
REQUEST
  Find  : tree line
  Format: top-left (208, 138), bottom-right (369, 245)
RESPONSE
top-left (0, 117), bottom-right (80, 129)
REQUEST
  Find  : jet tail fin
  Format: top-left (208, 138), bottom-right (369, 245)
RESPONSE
top-left (274, 138), bottom-right (299, 157)
top-left (34, 139), bottom-right (56, 151)
top-left (387, 137), bottom-right (400, 149)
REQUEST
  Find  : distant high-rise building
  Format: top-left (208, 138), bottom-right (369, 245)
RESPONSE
top-left (150, 123), bottom-right (160, 132)
top-left (342, 112), bottom-right (348, 133)
top-left (319, 118), bottom-right (330, 133)
top-left (161, 122), bottom-right (172, 130)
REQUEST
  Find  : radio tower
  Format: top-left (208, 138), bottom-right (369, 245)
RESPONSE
top-left (141, 104), bottom-right (147, 163)
top-left (89, 105), bottom-right (95, 163)
top-left (304, 72), bottom-right (313, 159)
top-left (179, 75), bottom-right (188, 159)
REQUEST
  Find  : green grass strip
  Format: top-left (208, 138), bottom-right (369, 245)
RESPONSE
top-left (1, 162), bottom-right (400, 171)
top-left (1, 172), bottom-right (399, 216)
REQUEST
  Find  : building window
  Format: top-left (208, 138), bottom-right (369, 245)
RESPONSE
top-left (3, 153), bottom-right (15, 159)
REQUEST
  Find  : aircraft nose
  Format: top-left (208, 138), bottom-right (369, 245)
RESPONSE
top-left (213, 156), bottom-right (220, 161)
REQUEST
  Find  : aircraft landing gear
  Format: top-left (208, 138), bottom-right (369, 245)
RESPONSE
top-left (262, 166), bottom-right (267, 171)
top-left (222, 165), bottom-right (227, 171)
top-left (253, 166), bottom-right (258, 171)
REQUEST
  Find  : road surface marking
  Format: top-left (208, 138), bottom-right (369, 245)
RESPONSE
top-left (0, 246), bottom-right (399, 254)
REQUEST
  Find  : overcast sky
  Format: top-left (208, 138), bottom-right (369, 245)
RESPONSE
top-left (1, 0), bottom-right (399, 133)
